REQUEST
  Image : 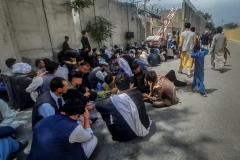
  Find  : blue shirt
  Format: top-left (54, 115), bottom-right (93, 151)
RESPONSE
top-left (38, 91), bottom-right (65, 118)
top-left (112, 67), bottom-right (125, 76)
top-left (190, 48), bottom-right (209, 80)
top-left (133, 58), bottom-right (148, 72)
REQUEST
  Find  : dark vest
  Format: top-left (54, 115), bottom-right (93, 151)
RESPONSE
top-left (88, 67), bottom-right (102, 89)
top-left (32, 91), bottom-right (59, 128)
top-left (27, 114), bottom-right (88, 160)
top-left (37, 74), bottom-right (56, 96)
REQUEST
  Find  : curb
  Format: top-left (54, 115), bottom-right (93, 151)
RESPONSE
top-left (227, 40), bottom-right (240, 45)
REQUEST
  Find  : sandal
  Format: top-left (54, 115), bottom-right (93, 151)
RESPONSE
top-left (186, 86), bottom-right (193, 92)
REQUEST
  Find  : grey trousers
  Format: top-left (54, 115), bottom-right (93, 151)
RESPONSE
top-left (0, 99), bottom-right (19, 129)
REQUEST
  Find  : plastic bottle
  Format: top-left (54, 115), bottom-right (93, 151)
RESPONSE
top-left (96, 81), bottom-right (102, 92)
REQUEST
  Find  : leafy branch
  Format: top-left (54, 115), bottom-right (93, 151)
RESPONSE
top-left (86, 16), bottom-right (116, 46)
top-left (61, 0), bottom-right (94, 12)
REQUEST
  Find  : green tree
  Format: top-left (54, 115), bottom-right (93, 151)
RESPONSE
top-left (86, 16), bottom-right (116, 47)
top-left (206, 22), bottom-right (215, 31)
top-left (198, 11), bottom-right (215, 31)
top-left (61, 0), bottom-right (94, 13)
top-left (197, 11), bottom-right (212, 22)
top-left (224, 22), bottom-right (239, 29)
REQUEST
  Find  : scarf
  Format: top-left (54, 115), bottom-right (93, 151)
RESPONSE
top-left (110, 93), bottom-right (151, 137)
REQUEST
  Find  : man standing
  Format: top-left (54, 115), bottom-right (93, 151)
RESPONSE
top-left (209, 26), bottom-right (227, 73)
top-left (96, 73), bottom-right (151, 142)
top-left (31, 77), bottom-right (68, 127)
top-left (201, 31), bottom-right (209, 49)
top-left (81, 30), bottom-right (91, 50)
top-left (178, 22), bottom-right (195, 78)
top-left (27, 99), bottom-right (97, 159)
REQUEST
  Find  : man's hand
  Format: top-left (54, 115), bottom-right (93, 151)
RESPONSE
top-left (80, 116), bottom-right (84, 127)
top-left (83, 108), bottom-right (89, 120)
top-left (84, 92), bottom-right (90, 97)
top-left (91, 89), bottom-right (95, 92)
top-left (178, 51), bottom-right (182, 55)
top-left (37, 71), bottom-right (48, 77)
top-left (85, 87), bottom-right (89, 92)
top-left (111, 88), bottom-right (118, 93)
top-left (86, 104), bottom-right (95, 111)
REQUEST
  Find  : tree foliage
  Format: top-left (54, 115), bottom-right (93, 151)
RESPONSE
top-left (61, 0), bottom-right (94, 12)
top-left (206, 22), bottom-right (215, 31)
top-left (224, 22), bottom-right (239, 29)
top-left (86, 16), bottom-right (116, 46)
top-left (197, 11), bottom-right (212, 22)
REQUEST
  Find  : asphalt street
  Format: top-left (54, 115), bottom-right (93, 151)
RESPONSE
top-left (14, 41), bottom-right (240, 160)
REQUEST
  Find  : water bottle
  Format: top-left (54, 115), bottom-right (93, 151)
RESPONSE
top-left (96, 81), bottom-right (102, 92)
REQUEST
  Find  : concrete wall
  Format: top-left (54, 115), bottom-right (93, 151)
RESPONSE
top-left (0, 0), bottom-right (145, 71)
top-left (224, 27), bottom-right (240, 42)
top-left (3, 0), bottom-right (53, 57)
top-left (182, 2), bottom-right (206, 35)
top-left (78, 0), bottom-right (145, 48)
top-left (0, 0), bottom-right (19, 71)
top-left (152, 9), bottom-right (183, 36)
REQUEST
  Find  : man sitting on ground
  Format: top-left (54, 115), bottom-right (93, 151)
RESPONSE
top-left (111, 55), bottom-right (133, 78)
top-left (27, 99), bottom-right (97, 160)
top-left (26, 61), bottom-right (59, 97)
top-left (5, 58), bottom-right (31, 74)
top-left (148, 48), bottom-right (158, 66)
top-left (31, 77), bottom-right (68, 127)
top-left (0, 99), bottom-right (27, 129)
top-left (63, 36), bottom-right (80, 56)
top-left (133, 51), bottom-right (149, 73)
top-left (132, 62), bottom-right (149, 94)
top-left (88, 64), bottom-right (107, 90)
top-left (112, 62), bottom-right (125, 76)
top-left (34, 59), bottom-right (46, 74)
top-left (0, 126), bottom-right (28, 160)
top-left (65, 71), bottom-right (94, 107)
top-left (96, 73), bottom-right (152, 142)
top-left (77, 62), bottom-right (96, 96)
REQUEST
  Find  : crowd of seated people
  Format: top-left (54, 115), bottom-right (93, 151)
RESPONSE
top-left (1, 33), bottom-right (192, 159)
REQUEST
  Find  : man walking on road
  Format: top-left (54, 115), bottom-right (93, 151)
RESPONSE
top-left (201, 31), bottom-right (209, 49)
top-left (209, 26), bottom-right (227, 73)
top-left (178, 22), bottom-right (195, 78)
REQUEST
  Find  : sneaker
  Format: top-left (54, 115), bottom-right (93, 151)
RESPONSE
top-left (200, 93), bottom-right (207, 97)
top-left (186, 86), bottom-right (193, 92)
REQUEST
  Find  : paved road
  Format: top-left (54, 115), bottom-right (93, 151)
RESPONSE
top-left (15, 41), bottom-right (240, 160)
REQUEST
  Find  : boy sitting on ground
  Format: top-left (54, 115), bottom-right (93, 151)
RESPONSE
top-left (112, 62), bottom-right (125, 76)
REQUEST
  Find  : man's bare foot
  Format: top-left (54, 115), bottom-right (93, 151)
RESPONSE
top-left (178, 70), bottom-right (182, 74)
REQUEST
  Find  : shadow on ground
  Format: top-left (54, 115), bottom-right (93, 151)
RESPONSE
top-left (89, 104), bottom-right (219, 160)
